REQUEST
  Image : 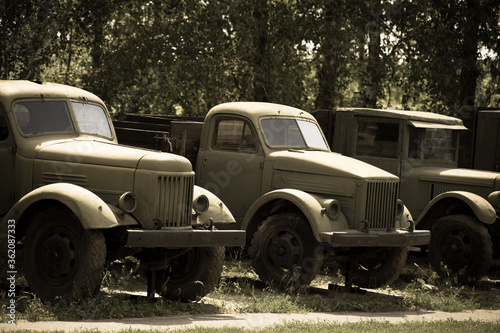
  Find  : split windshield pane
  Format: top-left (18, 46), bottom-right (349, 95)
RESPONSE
top-left (409, 127), bottom-right (457, 162)
top-left (72, 102), bottom-right (112, 138)
top-left (261, 118), bottom-right (328, 150)
top-left (14, 101), bottom-right (75, 135)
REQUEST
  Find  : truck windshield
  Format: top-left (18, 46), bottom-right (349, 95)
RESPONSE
top-left (409, 127), bottom-right (458, 163)
top-left (14, 101), bottom-right (75, 135)
top-left (261, 118), bottom-right (328, 150)
top-left (72, 102), bottom-right (112, 138)
top-left (14, 100), bottom-right (112, 138)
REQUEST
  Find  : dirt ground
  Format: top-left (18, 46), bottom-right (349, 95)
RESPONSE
top-left (1, 309), bottom-right (500, 332)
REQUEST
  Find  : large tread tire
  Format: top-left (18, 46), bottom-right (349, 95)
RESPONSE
top-left (154, 246), bottom-right (225, 302)
top-left (429, 214), bottom-right (492, 282)
top-left (345, 247), bottom-right (408, 289)
top-left (250, 213), bottom-right (324, 292)
top-left (23, 206), bottom-right (106, 302)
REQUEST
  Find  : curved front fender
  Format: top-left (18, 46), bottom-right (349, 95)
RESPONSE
top-left (417, 191), bottom-right (497, 227)
top-left (1, 183), bottom-right (138, 230)
top-left (193, 185), bottom-right (236, 225)
top-left (241, 189), bottom-right (348, 242)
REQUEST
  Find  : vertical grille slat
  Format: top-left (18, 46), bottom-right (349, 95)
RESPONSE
top-left (365, 181), bottom-right (399, 231)
top-left (156, 175), bottom-right (194, 227)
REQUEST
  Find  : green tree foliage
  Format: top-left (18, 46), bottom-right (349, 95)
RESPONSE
top-left (1, 0), bottom-right (499, 116)
top-left (0, 0), bottom-right (65, 80)
top-left (309, 0), bottom-right (359, 109)
top-left (393, 0), bottom-right (500, 114)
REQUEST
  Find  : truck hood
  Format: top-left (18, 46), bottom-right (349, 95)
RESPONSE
top-left (270, 150), bottom-right (398, 180)
top-left (36, 139), bottom-right (192, 172)
top-left (416, 166), bottom-right (500, 188)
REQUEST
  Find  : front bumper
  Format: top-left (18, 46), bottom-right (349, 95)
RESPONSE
top-left (319, 229), bottom-right (430, 247)
top-left (127, 228), bottom-right (246, 248)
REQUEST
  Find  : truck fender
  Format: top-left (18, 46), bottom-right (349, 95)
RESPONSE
top-left (1, 183), bottom-right (138, 232)
top-left (241, 189), bottom-right (348, 243)
top-left (193, 185), bottom-right (236, 224)
top-left (416, 191), bottom-right (497, 230)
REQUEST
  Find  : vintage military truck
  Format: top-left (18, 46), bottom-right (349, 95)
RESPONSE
top-left (0, 80), bottom-right (245, 302)
top-left (457, 106), bottom-right (500, 172)
top-left (314, 108), bottom-right (500, 281)
top-left (113, 102), bottom-right (430, 291)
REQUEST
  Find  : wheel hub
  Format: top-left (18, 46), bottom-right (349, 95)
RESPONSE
top-left (441, 229), bottom-right (472, 268)
top-left (268, 232), bottom-right (301, 269)
top-left (41, 232), bottom-right (77, 280)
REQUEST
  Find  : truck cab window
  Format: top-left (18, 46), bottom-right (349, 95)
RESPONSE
top-left (355, 120), bottom-right (399, 158)
top-left (214, 119), bottom-right (257, 152)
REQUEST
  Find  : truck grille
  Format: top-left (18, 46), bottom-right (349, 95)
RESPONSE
top-left (155, 175), bottom-right (194, 228)
top-left (365, 180), bottom-right (399, 231)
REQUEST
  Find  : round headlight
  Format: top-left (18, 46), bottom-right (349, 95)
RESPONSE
top-left (396, 199), bottom-right (404, 219)
top-left (193, 194), bottom-right (209, 215)
top-left (119, 192), bottom-right (137, 213)
top-left (488, 191), bottom-right (500, 209)
top-left (325, 199), bottom-right (341, 221)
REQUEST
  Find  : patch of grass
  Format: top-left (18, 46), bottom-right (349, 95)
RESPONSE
top-left (2, 258), bottom-right (499, 323)
top-left (397, 263), bottom-right (500, 312)
top-left (0, 258), bottom-right (223, 323)
top-left (0, 291), bottom-right (222, 323)
top-left (239, 290), bottom-right (308, 314)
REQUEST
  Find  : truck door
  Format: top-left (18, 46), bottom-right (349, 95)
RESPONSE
top-left (0, 108), bottom-right (15, 215)
top-left (197, 116), bottom-right (265, 226)
top-left (352, 117), bottom-right (403, 177)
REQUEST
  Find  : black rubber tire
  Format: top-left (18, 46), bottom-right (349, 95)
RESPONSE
top-left (429, 214), bottom-right (493, 282)
top-left (345, 247), bottom-right (408, 289)
top-left (250, 213), bottom-right (324, 292)
top-left (154, 246), bottom-right (225, 301)
top-left (23, 206), bottom-right (106, 302)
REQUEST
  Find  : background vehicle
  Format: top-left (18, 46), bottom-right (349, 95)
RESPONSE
top-left (457, 106), bottom-right (500, 172)
top-left (113, 102), bottom-right (430, 291)
top-left (0, 80), bottom-right (244, 302)
top-left (314, 108), bottom-right (500, 281)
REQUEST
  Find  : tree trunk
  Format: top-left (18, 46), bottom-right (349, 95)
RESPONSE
top-left (252, 0), bottom-right (270, 102)
top-left (458, 0), bottom-right (481, 108)
top-left (314, 2), bottom-right (338, 110)
top-left (363, 0), bottom-right (383, 108)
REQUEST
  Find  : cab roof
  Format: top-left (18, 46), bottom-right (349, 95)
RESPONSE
top-left (206, 102), bottom-right (316, 124)
top-left (0, 80), bottom-right (104, 107)
top-left (335, 107), bottom-right (464, 126)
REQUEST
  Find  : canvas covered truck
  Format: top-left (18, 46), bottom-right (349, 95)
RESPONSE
top-left (314, 108), bottom-right (500, 281)
top-left (113, 102), bottom-right (430, 291)
top-left (0, 80), bottom-right (245, 302)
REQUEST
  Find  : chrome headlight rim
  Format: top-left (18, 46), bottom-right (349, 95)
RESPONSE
top-left (396, 199), bottom-right (404, 219)
top-left (119, 191), bottom-right (137, 213)
top-left (324, 199), bottom-right (341, 221)
top-left (193, 194), bottom-right (210, 216)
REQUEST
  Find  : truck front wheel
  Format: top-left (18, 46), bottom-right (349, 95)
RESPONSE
top-left (23, 206), bottom-right (106, 302)
top-left (154, 246), bottom-right (225, 301)
top-left (250, 213), bottom-right (323, 292)
top-left (344, 247), bottom-right (408, 289)
top-left (429, 214), bottom-right (492, 281)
